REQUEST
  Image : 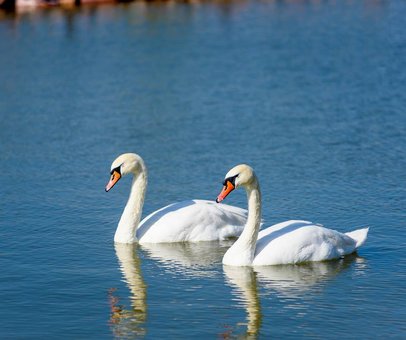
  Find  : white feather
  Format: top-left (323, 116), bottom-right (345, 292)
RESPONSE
top-left (220, 164), bottom-right (369, 266)
top-left (107, 153), bottom-right (247, 244)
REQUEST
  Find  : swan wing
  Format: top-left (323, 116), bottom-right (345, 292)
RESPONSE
top-left (253, 220), bottom-right (363, 265)
top-left (137, 200), bottom-right (247, 243)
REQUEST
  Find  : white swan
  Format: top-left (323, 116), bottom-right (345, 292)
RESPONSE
top-left (105, 153), bottom-right (247, 244)
top-left (216, 164), bottom-right (369, 266)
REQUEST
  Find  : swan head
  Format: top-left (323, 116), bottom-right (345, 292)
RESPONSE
top-left (105, 153), bottom-right (144, 192)
top-left (216, 164), bottom-right (256, 203)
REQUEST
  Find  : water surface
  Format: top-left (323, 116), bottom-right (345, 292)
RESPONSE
top-left (1, 0), bottom-right (405, 338)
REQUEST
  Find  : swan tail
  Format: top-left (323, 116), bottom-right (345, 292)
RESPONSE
top-left (345, 227), bottom-right (369, 248)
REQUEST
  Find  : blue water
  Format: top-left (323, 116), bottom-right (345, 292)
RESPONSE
top-left (1, 0), bottom-right (405, 338)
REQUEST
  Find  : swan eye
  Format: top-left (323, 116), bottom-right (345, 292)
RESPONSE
top-left (223, 174), bottom-right (238, 186)
top-left (110, 166), bottom-right (121, 175)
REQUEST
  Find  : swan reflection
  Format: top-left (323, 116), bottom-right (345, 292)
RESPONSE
top-left (109, 243), bottom-right (147, 338)
top-left (140, 240), bottom-right (233, 277)
top-left (224, 255), bottom-right (362, 337)
top-left (255, 254), bottom-right (361, 298)
top-left (223, 266), bottom-right (262, 338)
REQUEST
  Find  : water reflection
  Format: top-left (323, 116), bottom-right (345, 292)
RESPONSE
top-left (255, 254), bottom-right (361, 298)
top-left (223, 266), bottom-right (262, 338)
top-left (110, 243), bottom-right (147, 338)
top-left (140, 241), bottom-right (232, 277)
top-left (224, 255), bottom-right (363, 337)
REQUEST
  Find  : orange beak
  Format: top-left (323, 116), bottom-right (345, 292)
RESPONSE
top-left (105, 170), bottom-right (121, 192)
top-left (216, 180), bottom-right (235, 203)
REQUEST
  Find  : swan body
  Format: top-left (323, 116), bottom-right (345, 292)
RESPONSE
top-left (137, 200), bottom-right (247, 243)
top-left (216, 164), bottom-right (369, 266)
top-left (106, 153), bottom-right (247, 244)
top-left (252, 220), bottom-right (368, 266)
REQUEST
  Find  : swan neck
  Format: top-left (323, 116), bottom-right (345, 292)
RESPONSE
top-left (223, 178), bottom-right (261, 266)
top-left (246, 183), bottom-right (262, 242)
top-left (114, 164), bottom-right (148, 243)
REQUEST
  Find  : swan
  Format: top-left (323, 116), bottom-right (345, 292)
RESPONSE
top-left (105, 153), bottom-right (247, 244)
top-left (216, 164), bottom-right (369, 266)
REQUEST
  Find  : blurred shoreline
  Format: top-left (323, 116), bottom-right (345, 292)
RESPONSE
top-left (0, 0), bottom-right (387, 15)
top-left (1, 0), bottom-right (122, 12)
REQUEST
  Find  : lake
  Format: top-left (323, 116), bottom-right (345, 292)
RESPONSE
top-left (0, 0), bottom-right (405, 338)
